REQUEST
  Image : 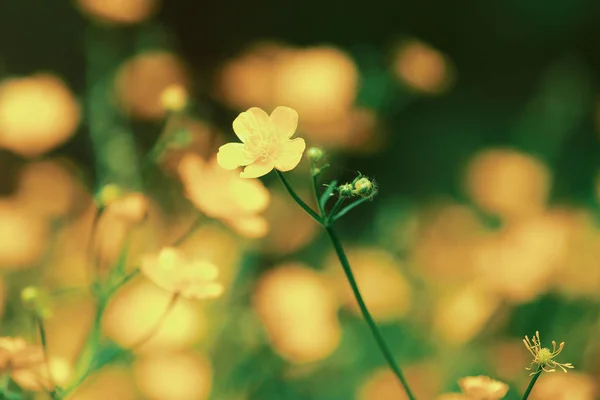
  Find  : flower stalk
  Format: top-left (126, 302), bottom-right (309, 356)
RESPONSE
top-left (521, 368), bottom-right (542, 400)
top-left (276, 170), bottom-right (416, 400)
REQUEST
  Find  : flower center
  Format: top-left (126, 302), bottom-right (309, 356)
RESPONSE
top-left (538, 348), bottom-right (552, 364)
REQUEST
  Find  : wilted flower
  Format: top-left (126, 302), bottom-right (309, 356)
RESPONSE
top-left (141, 247), bottom-right (223, 300)
top-left (217, 106), bottom-right (306, 178)
top-left (523, 331), bottom-right (574, 374)
top-left (458, 376), bottom-right (509, 400)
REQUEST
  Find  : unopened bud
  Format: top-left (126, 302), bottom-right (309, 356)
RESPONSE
top-left (352, 177), bottom-right (377, 199)
top-left (97, 184), bottom-right (123, 208)
top-left (21, 286), bottom-right (52, 319)
top-left (338, 183), bottom-right (354, 197)
top-left (306, 147), bottom-right (324, 163)
top-left (160, 84), bottom-right (188, 112)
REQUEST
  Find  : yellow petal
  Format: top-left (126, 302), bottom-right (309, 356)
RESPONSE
top-left (232, 107), bottom-right (271, 143)
top-left (274, 138), bottom-right (306, 172)
top-left (240, 160), bottom-right (275, 179)
top-left (217, 143), bottom-right (255, 170)
top-left (270, 106), bottom-right (299, 139)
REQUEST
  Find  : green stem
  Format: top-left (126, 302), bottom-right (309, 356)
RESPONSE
top-left (64, 301), bottom-right (106, 396)
top-left (34, 316), bottom-right (59, 399)
top-left (310, 164), bottom-right (325, 218)
top-left (522, 369), bottom-right (542, 400)
top-left (276, 169), bottom-right (416, 400)
top-left (326, 197), bottom-right (345, 225)
top-left (325, 226), bottom-right (416, 400)
top-left (275, 170), bottom-right (322, 224)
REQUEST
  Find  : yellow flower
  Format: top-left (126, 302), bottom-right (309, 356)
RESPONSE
top-left (523, 331), bottom-right (574, 374)
top-left (217, 106), bottom-right (306, 178)
top-left (141, 247), bottom-right (224, 300)
top-left (458, 376), bottom-right (509, 400)
top-left (178, 153), bottom-right (270, 238)
top-left (0, 336), bottom-right (50, 391)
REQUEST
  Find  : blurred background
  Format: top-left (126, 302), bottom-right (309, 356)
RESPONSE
top-left (0, 0), bottom-right (600, 399)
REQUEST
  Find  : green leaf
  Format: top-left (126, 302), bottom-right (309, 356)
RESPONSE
top-left (319, 180), bottom-right (338, 210)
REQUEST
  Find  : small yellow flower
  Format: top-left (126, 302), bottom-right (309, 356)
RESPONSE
top-left (217, 106), bottom-right (306, 178)
top-left (458, 375), bottom-right (509, 400)
top-left (523, 331), bottom-right (574, 374)
top-left (141, 247), bottom-right (224, 300)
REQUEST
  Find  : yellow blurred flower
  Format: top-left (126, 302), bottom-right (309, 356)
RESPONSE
top-left (217, 106), bottom-right (306, 178)
top-left (115, 52), bottom-right (190, 120)
top-left (0, 336), bottom-right (49, 391)
top-left (528, 371), bottom-right (597, 400)
top-left (105, 192), bottom-right (150, 224)
top-left (178, 153), bottom-right (270, 238)
top-left (75, 0), bottom-right (159, 25)
top-left (523, 331), bottom-right (574, 374)
top-left (141, 247), bottom-right (223, 300)
top-left (326, 247), bottom-right (412, 322)
top-left (253, 264), bottom-right (341, 364)
top-left (0, 74), bottom-right (80, 157)
top-left (457, 376), bottom-right (509, 400)
top-left (133, 352), bottom-right (213, 400)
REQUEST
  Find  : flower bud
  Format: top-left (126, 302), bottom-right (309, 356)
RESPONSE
top-left (338, 183), bottom-right (354, 197)
top-left (160, 84), bottom-right (188, 112)
top-left (352, 177), bottom-right (377, 199)
top-left (306, 147), bottom-right (324, 163)
top-left (21, 286), bottom-right (52, 319)
top-left (97, 184), bottom-right (123, 208)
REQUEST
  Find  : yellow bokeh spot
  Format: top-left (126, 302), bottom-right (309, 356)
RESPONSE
top-left (68, 366), bottom-right (138, 400)
top-left (216, 41), bottom-right (284, 110)
top-left (133, 352), bottom-right (213, 400)
top-left (326, 247), bottom-right (412, 322)
top-left (393, 39), bottom-right (454, 94)
top-left (253, 263), bottom-right (341, 364)
top-left (551, 209), bottom-right (600, 299)
top-left (0, 200), bottom-right (48, 269)
top-left (16, 160), bottom-right (76, 218)
top-left (528, 371), bottom-right (597, 400)
top-left (115, 52), bottom-right (190, 120)
top-left (475, 212), bottom-right (571, 303)
top-left (261, 189), bottom-right (319, 255)
top-left (75, 0), bottom-right (160, 25)
top-left (432, 284), bottom-right (501, 345)
top-left (412, 201), bottom-right (488, 283)
top-left (0, 74), bottom-right (80, 157)
top-left (273, 46), bottom-right (358, 124)
top-left (464, 148), bottom-right (551, 220)
top-left (102, 280), bottom-right (207, 352)
top-left (358, 362), bottom-right (442, 400)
